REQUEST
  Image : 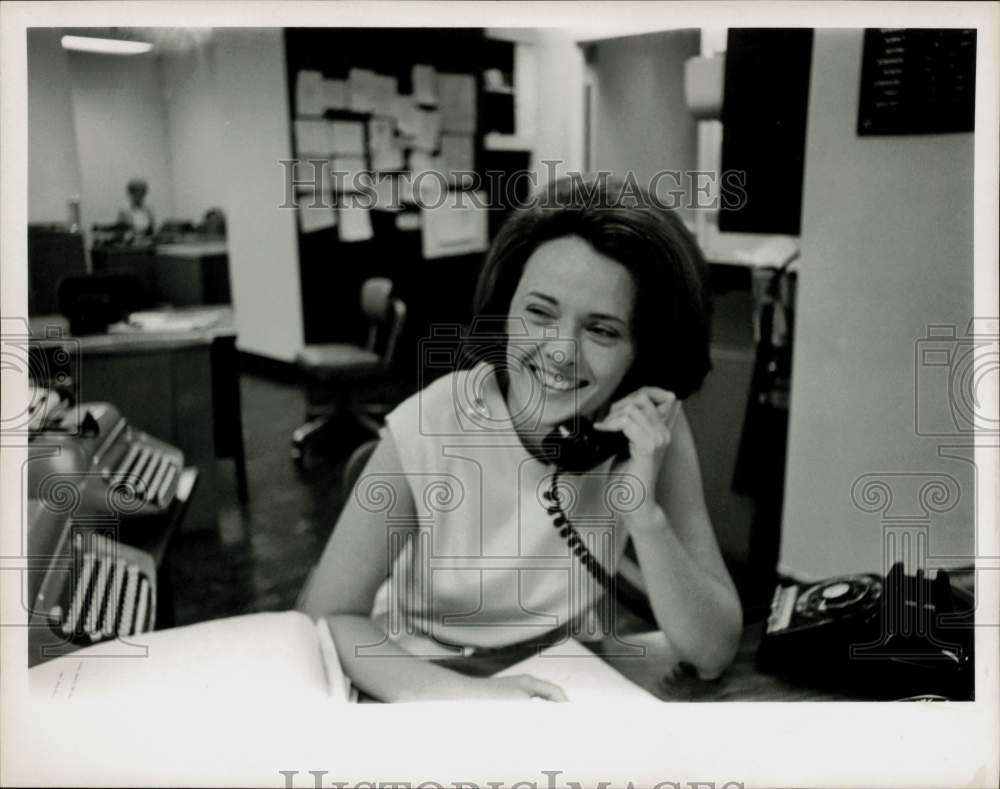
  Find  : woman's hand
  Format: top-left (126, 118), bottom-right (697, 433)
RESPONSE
top-left (593, 386), bottom-right (680, 507)
top-left (462, 674), bottom-right (569, 701)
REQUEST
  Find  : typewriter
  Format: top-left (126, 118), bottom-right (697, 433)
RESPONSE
top-left (28, 387), bottom-right (185, 521)
top-left (27, 499), bottom-right (157, 667)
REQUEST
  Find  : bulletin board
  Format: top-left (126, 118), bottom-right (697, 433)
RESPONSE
top-left (283, 28), bottom-right (528, 370)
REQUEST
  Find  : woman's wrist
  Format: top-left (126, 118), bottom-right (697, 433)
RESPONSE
top-left (622, 502), bottom-right (670, 536)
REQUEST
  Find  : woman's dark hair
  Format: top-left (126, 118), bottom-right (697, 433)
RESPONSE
top-left (470, 174), bottom-right (713, 400)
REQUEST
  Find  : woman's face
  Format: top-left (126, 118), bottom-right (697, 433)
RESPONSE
top-left (505, 235), bottom-right (637, 431)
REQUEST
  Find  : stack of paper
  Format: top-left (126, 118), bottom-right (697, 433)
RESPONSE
top-left (494, 638), bottom-right (659, 703)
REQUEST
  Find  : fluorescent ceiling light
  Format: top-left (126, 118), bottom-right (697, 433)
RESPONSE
top-left (61, 35), bottom-right (153, 55)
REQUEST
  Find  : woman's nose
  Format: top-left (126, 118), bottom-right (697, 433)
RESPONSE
top-left (540, 335), bottom-right (577, 370)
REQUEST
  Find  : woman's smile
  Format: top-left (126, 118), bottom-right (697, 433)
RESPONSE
top-left (526, 361), bottom-right (588, 393)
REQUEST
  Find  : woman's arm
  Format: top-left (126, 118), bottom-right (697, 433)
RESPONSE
top-left (621, 408), bottom-right (743, 679)
top-left (298, 433), bottom-right (566, 702)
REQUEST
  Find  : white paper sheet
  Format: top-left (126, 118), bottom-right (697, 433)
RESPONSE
top-left (322, 78), bottom-right (347, 111)
top-left (295, 69), bottom-right (324, 115)
top-left (299, 199), bottom-right (337, 233)
top-left (372, 73), bottom-right (399, 117)
top-left (372, 144), bottom-right (405, 172)
top-left (439, 72), bottom-right (477, 133)
top-left (368, 117), bottom-right (395, 151)
top-left (441, 132), bottom-right (475, 176)
top-left (395, 95), bottom-right (421, 137)
top-left (338, 204), bottom-right (374, 242)
top-left (331, 155), bottom-right (369, 192)
top-left (328, 120), bottom-right (366, 156)
top-left (30, 611), bottom-right (348, 704)
top-left (289, 158), bottom-right (330, 194)
top-left (21, 612), bottom-right (350, 783)
top-left (420, 190), bottom-right (488, 259)
top-left (494, 638), bottom-right (659, 703)
top-left (294, 119), bottom-right (329, 155)
top-left (412, 63), bottom-right (438, 105)
top-left (348, 67), bottom-right (377, 113)
top-left (413, 109), bottom-right (442, 152)
top-left (372, 174), bottom-right (403, 211)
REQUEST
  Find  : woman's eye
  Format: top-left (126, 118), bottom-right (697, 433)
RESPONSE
top-left (588, 325), bottom-right (621, 340)
top-left (525, 306), bottom-right (556, 321)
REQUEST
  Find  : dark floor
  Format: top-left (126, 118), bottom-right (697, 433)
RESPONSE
top-left (168, 372), bottom-right (373, 626)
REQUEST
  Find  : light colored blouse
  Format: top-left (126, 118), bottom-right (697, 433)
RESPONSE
top-left (369, 362), bottom-right (632, 656)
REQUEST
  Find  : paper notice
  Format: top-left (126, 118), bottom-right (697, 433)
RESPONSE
top-left (412, 64), bottom-right (438, 105)
top-left (330, 155), bottom-right (369, 193)
top-left (396, 96), bottom-right (421, 137)
top-left (372, 144), bottom-right (405, 172)
top-left (368, 117), bottom-right (395, 151)
top-left (328, 120), bottom-right (366, 156)
top-left (295, 70), bottom-right (324, 115)
top-left (396, 211), bottom-right (421, 231)
top-left (298, 196), bottom-right (337, 233)
top-left (289, 158), bottom-right (330, 194)
top-left (323, 78), bottom-right (347, 111)
top-left (439, 73), bottom-right (477, 133)
top-left (294, 119), bottom-right (329, 156)
top-left (372, 74), bottom-right (399, 117)
top-left (441, 133), bottom-right (475, 176)
top-left (413, 109), bottom-right (441, 152)
top-left (421, 190), bottom-right (489, 259)
top-left (372, 175), bottom-right (403, 211)
top-left (338, 204), bottom-right (373, 242)
top-left (348, 67), bottom-right (377, 113)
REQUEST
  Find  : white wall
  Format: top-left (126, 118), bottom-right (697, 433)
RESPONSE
top-left (27, 29), bottom-right (82, 223)
top-left (780, 30), bottom-right (975, 578)
top-left (533, 30), bottom-right (586, 180)
top-left (160, 44), bottom-right (226, 222)
top-left (485, 28), bottom-right (586, 182)
top-left (589, 30), bottom-right (700, 224)
top-left (212, 29), bottom-right (303, 362)
top-left (67, 49), bottom-right (176, 237)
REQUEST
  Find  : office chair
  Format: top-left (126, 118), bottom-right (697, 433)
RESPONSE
top-left (291, 278), bottom-right (406, 470)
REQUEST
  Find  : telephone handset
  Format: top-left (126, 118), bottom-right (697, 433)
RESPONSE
top-left (536, 415), bottom-right (630, 474)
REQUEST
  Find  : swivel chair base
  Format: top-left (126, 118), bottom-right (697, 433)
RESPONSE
top-left (290, 402), bottom-right (389, 471)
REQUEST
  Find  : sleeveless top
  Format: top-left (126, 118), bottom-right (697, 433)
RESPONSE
top-left (368, 362), bottom-right (637, 656)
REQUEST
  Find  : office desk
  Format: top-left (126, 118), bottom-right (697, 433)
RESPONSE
top-left (431, 622), bottom-right (856, 702)
top-left (92, 240), bottom-right (230, 306)
top-left (154, 241), bottom-right (231, 306)
top-left (29, 309), bottom-right (247, 531)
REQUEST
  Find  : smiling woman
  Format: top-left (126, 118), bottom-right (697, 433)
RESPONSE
top-left (299, 175), bottom-right (742, 701)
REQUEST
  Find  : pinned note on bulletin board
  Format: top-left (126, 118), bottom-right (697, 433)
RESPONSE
top-left (295, 70), bottom-right (324, 115)
top-left (421, 191), bottom-right (488, 259)
top-left (298, 191), bottom-right (337, 233)
top-left (438, 73), bottom-right (477, 133)
top-left (328, 121), bottom-right (366, 156)
top-left (338, 204), bottom-right (374, 243)
top-left (294, 119), bottom-right (329, 156)
top-left (412, 64), bottom-right (438, 105)
top-left (348, 68), bottom-right (377, 113)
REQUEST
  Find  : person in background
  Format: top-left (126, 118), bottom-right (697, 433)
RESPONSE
top-left (116, 178), bottom-right (156, 242)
